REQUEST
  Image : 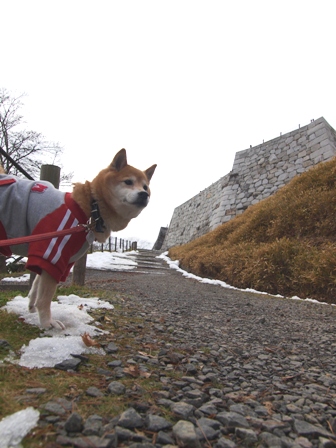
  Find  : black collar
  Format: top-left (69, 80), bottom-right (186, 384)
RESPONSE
top-left (91, 199), bottom-right (106, 233)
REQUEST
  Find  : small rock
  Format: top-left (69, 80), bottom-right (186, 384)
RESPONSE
top-left (214, 436), bottom-right (237, 448)
top-left (173, 420), bottom-right (201, 448)
top-left (83, 414), bottom-right (103, 436)
top-left (107, 381), bottom-right (126, 395)
top-left (318, 437), bottom-right (336, 448)
top-left (197, 417), bottom-right (221, 430)
top-left (216, 411), bottom-right (250, 429)
top-left (294, 436), bottom-right (313, 448)
top-left (195, 423), bottom-right (220, 441)
top-left (86, 386), bottom-right (104, 397)
top-left (0, 339), bottom-right (12, 350)
top-left (156, 430), bottom-right (175, 445)
top-left (97, 368), bottom-right (113, 376)
top-left (105, 342), bottom-right (119, 353)
top-left (64, 412), bottom-right (84, 433)
top-left (118, 407), bottom-right (144, 429)
top-left (43, 401), bottom-right (67, 415)
top-left (235, 427), bottom-right (258, 445)
top-left (145, 414), bottom-right (172, 431)
top-left (171, 401), bottom-right (195, 419)
top-left (115, 425), bottom-right (150, 443)
top-left (198, 403), bottom-right (218, 415)
top-left (259, 431), bottom-right (283, 447)
top-left (294, 419), bottom-right (334, 438)
top-left (185, 364), bottom-right (198, 374)
top-left (54, 357), bottom-right (81, 371)
top-left (107, 360), bottom-right (123, 367)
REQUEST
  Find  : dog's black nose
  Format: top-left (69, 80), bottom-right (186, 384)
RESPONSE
top-left (138, 191), bottom-right (149, 201)
top-left (135, 191), bottom-right (149, 207)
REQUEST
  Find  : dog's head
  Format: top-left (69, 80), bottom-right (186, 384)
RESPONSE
top-left (92, 149), bottom-right (156, 224)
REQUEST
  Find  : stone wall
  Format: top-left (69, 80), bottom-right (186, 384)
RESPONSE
top-left (161, 117), bottom-right (336, 250)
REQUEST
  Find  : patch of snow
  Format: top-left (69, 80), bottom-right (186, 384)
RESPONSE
top-left (1, 273), bottom-right (30, 283)
top-left (80, 251), bottom-right (137, 270)
top-left (0, 407), bottom-right (39, 448)
top-left (2, 294), bottom-right (113, 368)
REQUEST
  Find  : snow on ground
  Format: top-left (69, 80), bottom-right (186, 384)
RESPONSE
top-left (2, 294), bottom-right (114, 368)
top-left (0, 273), bottom-right (30, 283)
top-left (157, 252), bottom-right (335, 307)
top-left (0, 252), bottom-right (137, 285)
top-left (0, 407), bottom-right (40, 448)
top-left (84, 251), bottom-right (137, 270)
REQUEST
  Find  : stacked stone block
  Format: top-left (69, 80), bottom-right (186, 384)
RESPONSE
top-left (161, 117), bottom-right (336, 250)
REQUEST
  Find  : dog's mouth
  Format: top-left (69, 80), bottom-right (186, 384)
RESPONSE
top-left (133, 191), bottom-right (149, 208)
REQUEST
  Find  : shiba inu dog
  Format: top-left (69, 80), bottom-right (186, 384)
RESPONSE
top-left (0, 149), bottom-right (156, 329)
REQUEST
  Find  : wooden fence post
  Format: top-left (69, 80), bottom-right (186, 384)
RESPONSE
top-left (40, 164), bottom-right (61, 188)
top-left (0, 255), bottom-right (7, 273)
top-left (72, 252), bottom-right (87, 286)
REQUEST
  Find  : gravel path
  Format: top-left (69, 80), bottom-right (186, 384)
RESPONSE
top-left (11, 249), bottom-right (335, 447)
top-left (49, 250), bottom-right (336, 447)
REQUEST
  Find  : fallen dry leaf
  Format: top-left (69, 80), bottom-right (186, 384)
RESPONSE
top-left (124, 365), bottom-right (140, 377)
top-left (81, 332), bottom-right (100, 347)
top-left (138, 351), bottom-right (156, 359)
top-left (123, 365), bottom-right (151, 378)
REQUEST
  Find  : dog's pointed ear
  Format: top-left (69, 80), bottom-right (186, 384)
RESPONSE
top-left (110, 149), bottom-right (128, 171)
top-left (144, 164), bottom-right (157, 181)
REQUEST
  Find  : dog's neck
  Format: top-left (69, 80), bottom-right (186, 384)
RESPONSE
top-left (72, 180), bottom-right (131, 243)
top-left (90, 199), bottom-right (106, 233)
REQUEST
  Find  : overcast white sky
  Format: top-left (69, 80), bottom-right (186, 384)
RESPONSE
top-left (2, 0), bottom-right (336, 243)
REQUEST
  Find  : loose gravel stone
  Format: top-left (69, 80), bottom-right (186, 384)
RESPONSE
top-left (105, 342), bottom-right (119, 354)
top-left (173, 420), bottom-right (201, 448)
top-left (118, 408), bottom-right (144, 429)
top-left (171, 402), bottom-right (195, 419)
top-left (107, 381), bottom-right (126, 395)
top-left (216, 411), bottom-right (250, 429)
top-left (145, 414), bottom-right (172, 432)
top-left (86, 386), bottom-right (105, 397)
top-left (64, 412), bottom-right (84, 433)
top-left (83, 414), bottom-right (103, 436)
top-left (54, 357), bottom-right (82, 371)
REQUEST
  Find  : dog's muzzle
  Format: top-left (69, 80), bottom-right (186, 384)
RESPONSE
top-left (134, 191), bottom-right (149, 207)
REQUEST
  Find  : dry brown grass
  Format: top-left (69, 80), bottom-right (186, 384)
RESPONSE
top-left (168, 157), bottom-right (336, 303)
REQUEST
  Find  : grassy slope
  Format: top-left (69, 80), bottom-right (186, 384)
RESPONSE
top-left (168, 157), bottom-right (336, 303)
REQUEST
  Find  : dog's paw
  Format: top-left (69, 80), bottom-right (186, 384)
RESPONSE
top-left (41, 319), bottom-right (66, 330)
top-left (50, 319), bottom-right (66, 330)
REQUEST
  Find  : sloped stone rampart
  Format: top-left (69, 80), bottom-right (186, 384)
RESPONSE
top-left (161, 117), bottom-right (336, 250)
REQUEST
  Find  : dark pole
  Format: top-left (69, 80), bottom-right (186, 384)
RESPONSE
top-left (0, 146), bottom-right (34, 180)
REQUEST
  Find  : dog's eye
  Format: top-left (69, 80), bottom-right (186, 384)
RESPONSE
top-left (124, 179), bottom-right (133, 186)
top-left (143, 185), bottom-right (148, 191)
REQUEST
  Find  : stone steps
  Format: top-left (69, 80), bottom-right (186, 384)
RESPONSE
top-left (133, 249), bottom-right (169, 271)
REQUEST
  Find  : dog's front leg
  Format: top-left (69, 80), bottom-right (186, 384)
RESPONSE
top-left (28, 274), bottom-right (39, 313)
top-left (34, 270), bottom-right (65, 330)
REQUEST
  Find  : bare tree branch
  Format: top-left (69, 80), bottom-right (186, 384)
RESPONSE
top-left (0, 88), bottom-right (73, 184)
